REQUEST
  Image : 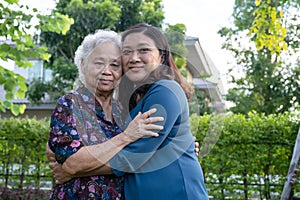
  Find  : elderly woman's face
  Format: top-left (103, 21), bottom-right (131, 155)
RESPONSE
top-left (121, 32), bottom-right (161, 82)
top-left (82, 41), bottom-right (122, 94)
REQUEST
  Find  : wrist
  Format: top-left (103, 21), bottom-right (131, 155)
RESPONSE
top-left (120, 130), bottom-right (133, 143)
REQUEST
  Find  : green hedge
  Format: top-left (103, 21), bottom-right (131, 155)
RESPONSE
top-left (194, 111), bottom-right (300, 199)
top-left (0, 111), bottom-right (299, 199)
top-left (0, 117), bottom-right (52, 193)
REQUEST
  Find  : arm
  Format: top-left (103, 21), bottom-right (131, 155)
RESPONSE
top-left (47, 134), bottom-right (199, 183)
top-left (109, 81), bottom-right (195, 174)
top-left (62, 108), bottom-right (163, 174)
top-left (48, 95), bottom-right (163, 175)
top-left (47, 142), bottom-right (112, 184)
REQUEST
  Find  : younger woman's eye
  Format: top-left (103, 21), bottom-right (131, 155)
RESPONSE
top-left (139, 48), bottom-right (151, 53)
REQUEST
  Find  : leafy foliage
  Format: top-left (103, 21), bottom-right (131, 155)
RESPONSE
top-left (249, 0), bottom-right (288, 55)
top-left (165, 23), bottom-right (188, 74)
top-left (116, 0), bottom-right (164, 31)
top-left (27, 0), bottom-right (208, 113)
top-left (27, 0), bottom-right (167, 104)
top-left (196, 111), bottom-right (300, 199)
top-left (0, 117), bottom-right (51, 191)
top-left (0, 0), bottom-right (73, 115)
top-left (189, 89), bottom-right (212, 115)
top-left (221, 0), bottom-right (300, 115)
top-left (1, 112), bottom-right (299, 199)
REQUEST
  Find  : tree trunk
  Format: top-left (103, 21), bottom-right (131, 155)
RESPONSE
top-left (281, 127), bottom-right (300, 200)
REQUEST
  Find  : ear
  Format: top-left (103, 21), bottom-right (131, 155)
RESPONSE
top-left (80, 60), bottom-right (85, 73)
top-left (160, 54), bottom-right (165, 64)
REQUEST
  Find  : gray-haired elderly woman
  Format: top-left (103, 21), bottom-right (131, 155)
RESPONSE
top-left (46, 29), bottom-right (163, 200)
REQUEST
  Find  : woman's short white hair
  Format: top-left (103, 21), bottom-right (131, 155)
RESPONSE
top-left (74, 29), bottom-right (121, 86)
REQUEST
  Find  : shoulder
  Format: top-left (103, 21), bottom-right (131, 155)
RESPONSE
top-left (56, 92), bottom-right (78, 106)
top-left (52, 92), bottom-right (80, 117)
top-left (150, 79), bottom-right (185, 96)
top-left (142, 80), bottom-right (187, 108)
top-left (154, 79), bottom-right (178, 86)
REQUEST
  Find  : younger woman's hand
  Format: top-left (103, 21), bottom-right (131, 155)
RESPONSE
top-left (46, 143), bottom-right (73, 184)
top-left (194, 136), bottom-right (199, 157)
top-left (50, 161), bottom-right (73, 184)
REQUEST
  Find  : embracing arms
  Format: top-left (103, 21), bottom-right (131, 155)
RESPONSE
top-left (47, 108), bottom-right (163, 183)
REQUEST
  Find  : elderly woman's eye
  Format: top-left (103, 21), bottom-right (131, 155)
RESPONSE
top-left (95, 62), bottom-right (104, 65)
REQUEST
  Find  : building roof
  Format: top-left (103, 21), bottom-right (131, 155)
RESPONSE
top-left (184, 36), bottom-right (225, 104)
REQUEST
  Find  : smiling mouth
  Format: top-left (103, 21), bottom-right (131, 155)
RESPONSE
top-left (128, 66), bottom-right (143, 71)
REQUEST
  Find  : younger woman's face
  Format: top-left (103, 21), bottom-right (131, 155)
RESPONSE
top-left (121, 32), bottom-right (162, 82)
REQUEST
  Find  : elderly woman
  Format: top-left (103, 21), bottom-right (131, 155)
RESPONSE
top-left (47, 29), bottom-right (164, 200)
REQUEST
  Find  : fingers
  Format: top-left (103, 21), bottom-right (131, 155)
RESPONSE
top-left (140, 108), bottom-right (157, 119)
top-left (132, 108), bottom-right (164, 129)
top-left (141, 130), bottom-right (159, 137)
top-left (49, 161), bottom-right (56, 169)
top-left (47, 154), bottom-right (56, 162)
top-left (135, 108), bottom-right (164, 123)
top-left (144, 116), bottom-right (164, 124)
top-left (124, 108), bottom-right (164, 142)
top-left (46, 143), bottom-right (56, 162)
top-left (194, 141), bottom-right (199, 157)
top-left (51, 162), bottom-right (71, 184)
top-left (134, 115), bottom-right (164, 131)
top-left (54, 176), bottom-right (65, 185)
top-left (144, 124), bottom-right (163, 131)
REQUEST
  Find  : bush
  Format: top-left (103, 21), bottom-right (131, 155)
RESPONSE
top-left (195, 111), bottom-right (300, 199)
top-left (0, 117), bottom-right (52, 199)
top-left (1, 111), bottom-right (299, 199)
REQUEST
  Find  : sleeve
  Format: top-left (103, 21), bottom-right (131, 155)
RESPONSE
top-left (110, 81), bottom-right (193, 175)
top-left (48, 94), bottom-right (84, 164)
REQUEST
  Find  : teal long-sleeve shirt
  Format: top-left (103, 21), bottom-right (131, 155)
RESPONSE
top-left (110, 79), bottom-right (208, 200)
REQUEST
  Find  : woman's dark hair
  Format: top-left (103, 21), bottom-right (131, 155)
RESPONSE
top-left (118, 23), bottom-right (193, 118)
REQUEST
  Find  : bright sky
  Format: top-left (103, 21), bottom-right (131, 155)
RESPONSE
top-left (20, 0), bottom-right (235, 92)
top-left (163, 0), bottom-right (235, 92)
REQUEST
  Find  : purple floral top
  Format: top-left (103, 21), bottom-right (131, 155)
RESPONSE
top-left (48, 84), bottom-right (124, 200)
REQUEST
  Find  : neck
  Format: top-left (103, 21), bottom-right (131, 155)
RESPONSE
top-left (95, 91), bottom-right (113, 122)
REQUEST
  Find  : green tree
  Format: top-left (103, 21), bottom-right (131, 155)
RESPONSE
top-left (164, 23), bottom-right (210, 115)
top-left (0, 0), bottom-right (73, 115)
top-left (28, 0), bottom-right (122, 103)
top-left (220, 0), bottom-right (300, 115)
top-left (26, 0), bottom-right (170, 104)
top-left (116, 0), bottom-right (164, 31)
top-left (165, 23), bottom-right (188, 75)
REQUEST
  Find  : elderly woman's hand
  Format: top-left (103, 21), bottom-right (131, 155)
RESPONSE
top-left (123, 108), bottom-right (164, 142)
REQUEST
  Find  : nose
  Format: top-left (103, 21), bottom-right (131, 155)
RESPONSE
top-left (102, 64), bottom-right (113, 75)
top-left (129, 50), bottom-right (141, 62)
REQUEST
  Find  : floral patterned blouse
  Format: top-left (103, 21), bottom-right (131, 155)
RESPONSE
top-left (48, 85), bottom-right (124, 200)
